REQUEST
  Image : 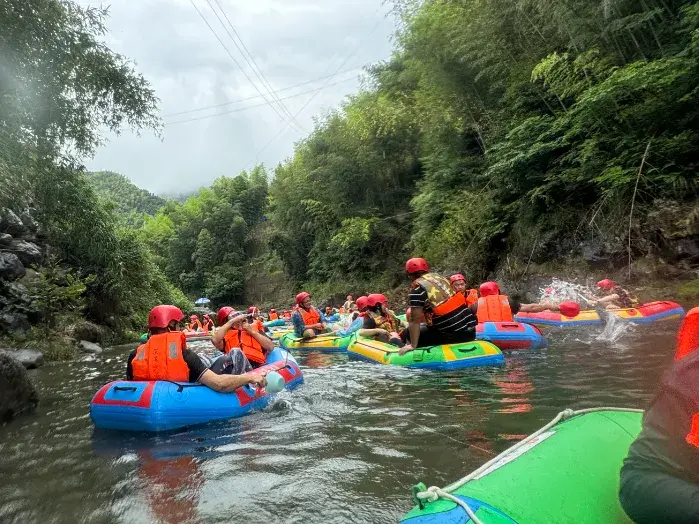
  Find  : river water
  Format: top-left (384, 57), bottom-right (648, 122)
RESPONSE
top-left (0, 322), bottom-right (680, 524)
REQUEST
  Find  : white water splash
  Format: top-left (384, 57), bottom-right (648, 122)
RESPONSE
top-left (536, 278), bottom-right (594, 305)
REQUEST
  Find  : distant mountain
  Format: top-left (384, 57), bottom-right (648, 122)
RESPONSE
top-left (88, 171), bottom-right (166, 218)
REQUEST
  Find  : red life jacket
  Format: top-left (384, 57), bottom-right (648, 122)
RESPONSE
top-left (131, 332), bottom-right (190, 382)
top-left (224, 329), bottom-right (266, 364)
top-left (476, 295), bottom-right (513, 323)
top-left (269, 312), bottom-right (279, 320)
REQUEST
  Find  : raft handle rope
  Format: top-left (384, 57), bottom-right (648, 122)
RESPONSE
top-left (412, 407), bottom-right (645, 524)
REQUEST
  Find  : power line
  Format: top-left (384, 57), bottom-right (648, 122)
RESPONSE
top-left (187, 0), bottom-right (303, 133)
top-left (243, 9), bottom-right (391, 168)
top-left (162, 63), bottom-right (380, 118)
top-left (209, 0), bottom-right (305, 132)
top-left (163, 76), bottom-right (359, 126)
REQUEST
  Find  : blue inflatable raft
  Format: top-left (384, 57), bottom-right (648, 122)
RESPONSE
top-left (90, 348), bottom-right (303, 432)
top-left (476, 321), bottom-right (547, 351)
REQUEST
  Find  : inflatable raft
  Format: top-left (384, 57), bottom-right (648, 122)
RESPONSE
top-left (269, 327), bottom-right (294, 341)
top-left (476, 322), bottom-right (547, 350)
top-left (90, 348), bottom-right (303, 432)
top-left (347, 336), bottom-right (504, 370)
top-left (183, 330), bottom-right (212, 341)
top-left (264, 319), bottom-right (287, 328)
top-left (402, 409), bottom-right (642, 524)
top-left (279, 332), bottom-right (353, 353)
top-left (515, 301), bottom-right (685, 327)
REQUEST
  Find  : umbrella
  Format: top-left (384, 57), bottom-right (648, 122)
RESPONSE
top-left (194, 298), bottom-right (211, 306)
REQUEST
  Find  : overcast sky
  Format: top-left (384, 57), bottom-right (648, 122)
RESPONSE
top-left (77, 0), bottom-right (396, 195)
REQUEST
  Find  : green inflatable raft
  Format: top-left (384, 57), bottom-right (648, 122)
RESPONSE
top-left (279, 332), bottom-right (353, 353)
top-left (402, 409), bottom-right (643, 524)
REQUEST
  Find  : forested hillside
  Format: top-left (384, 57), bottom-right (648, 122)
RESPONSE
top-left (88, 171), bottom-right (166, 224)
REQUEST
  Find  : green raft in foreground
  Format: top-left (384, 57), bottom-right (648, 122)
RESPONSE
top-left (402, 409), bottom-right (643, 524)
top-left (279, 332), bottom-right (353, 353)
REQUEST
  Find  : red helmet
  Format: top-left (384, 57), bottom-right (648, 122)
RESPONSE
top-left (559, 301), bottom-right (581, 318)
top-left (450, 274), bottom-right (466, 284)
top-left (248, 306), bottom-right (257, 314)
top-left (597, 279), bottom-right (615, 290)
top-left (296, 291), bottom-right (311, 305)
top-left (189, 314), bottom-right (198, 319)
top-left (356, 296), bottom-right (369, 311)
top-left (148, 305), bottom-right (184, 329)
top-left (270, 309), bottom-right (276, 313)
top-left (347, 295), bottom-right (353, 300)
top-left (217, 306), bottom-right (235, 325)
top-left (367, 293), bottom-right (388, 307)
top-left (479, 281), bottom-right (500, 297)
top-left (405, 257), bottom-right (429, 274)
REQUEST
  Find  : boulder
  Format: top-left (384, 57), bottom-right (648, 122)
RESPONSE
top-left (18, 209), bottom-right (38, 236)
top-left (77, 340), bottom-right (103, 354)
top-left (0, 352), bottom-right (39, 423)
top-left (0, 252), bottom-right (26, 281)
top-left (67, 320), bottom-right (105, 344)
top-left (5, 239), bottom-right (42, 267)
top-left (0, 233), bottom-right (11, 246)
top-left (0, 209), bottom-right (25, 236)
top-left (0, 312), bottom-right (30, 335)
top-left (0, 349), bottom-right (44, 369)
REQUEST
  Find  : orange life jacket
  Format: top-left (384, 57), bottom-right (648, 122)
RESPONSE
top-left (202, 319), bottom-right (213, 331)
top-left (224, 329), bottom-right (266, 364)
top-left (190, 319), bottom-right (202, 331)
top-left (465, 289), bottom-right (479, 307)
top-left (414, 273), bottom-right (467, 323)
top-left (131, 332), bottom-right (190, 382)
top-left (300, 306), bottom-right (321, 327)
top-left (254, 319), bottom-right (265, 333)
top-left (476, 295), bottom-right (513, 323)
top-left (269, 312), bottom-right (279, 320)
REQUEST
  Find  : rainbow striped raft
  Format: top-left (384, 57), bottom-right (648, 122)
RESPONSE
top-left (90, 348), bottom-right (303, 432)
top-left (476, 322), bottom-right (547, 351)
top-left (515, 301), bottom-right (685, 328)
top-left (347, 336), bottom-right (504, 370)
top-left (402, 409), bottom-right (642, 523)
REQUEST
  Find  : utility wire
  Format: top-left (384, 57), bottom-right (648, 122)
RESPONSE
top-left (162, 63), bottom-right (383, 118)
top-left (209, 0), bottom-right (305, 132)
top-left (187, 0), bottom-right (302, 133)
top-left (164, 77), bottom-right (359, 126)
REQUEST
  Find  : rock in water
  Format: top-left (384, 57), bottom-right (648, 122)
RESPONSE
top-left (6, 239), bottom-right (42, 267)
top-left (0, 349), bottom-right (44, 369)
top-left (78, 340), bottom-right (103, 354)
top-left (0, 352), bottom-right (39, 423)
top-left (0, 252), bottom-right (26, 281)
top-left (0, 209), bottom-right (25, 237)
top-left (0, 312), bottom-right (30, 335)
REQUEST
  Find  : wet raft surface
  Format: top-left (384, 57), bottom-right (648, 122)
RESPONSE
top-left (0, 324), bottom-right (678, 523)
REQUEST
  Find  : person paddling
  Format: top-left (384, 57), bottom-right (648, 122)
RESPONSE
top-left (400, 258), bottom-right (478, 353)
top-left (619, 307), bottom-right (699, 523)
top-left (127, 305), bottom-right (265, 392)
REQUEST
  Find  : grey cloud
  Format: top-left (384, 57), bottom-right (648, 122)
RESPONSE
top-left (77, 0), bottom-right (395, 194)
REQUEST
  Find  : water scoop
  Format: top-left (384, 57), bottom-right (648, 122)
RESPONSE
top-left (264, 370), bottom-right (286, 394)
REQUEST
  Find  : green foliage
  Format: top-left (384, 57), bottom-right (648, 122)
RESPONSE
top-left (88, 171), bottom-right (166, 225)
top-left (27, 257), bottom-right (93, 328)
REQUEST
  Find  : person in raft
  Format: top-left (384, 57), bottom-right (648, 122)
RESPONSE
top-left (342, 295), bottom-right (355, 312)
top-left (400, 258), bottom-right (478, 352)
top-left (211, 307), bottom-right (275, 369)
top-left (187, 314), bottom-right (203, 331)
top-left (588, 279), bottom-right (639, 309)
top-left (292, 291), bottom-right (329, 339)
top-left (269, 309), bottom-right (280, 321)
top-left (127, 305), bottom-right (265, 392)
top-left (332, 296), bottom-right (369, 337)
top-left (360, 293), bottom-right (405, 346)
top-left (449, 274), bottom-right (479, 307)
top-left (619, 307), bottom-right (699, 523)
top-left (472, 281), bottom-right (580, 322)
top-left (201, 314), bottom-right (214, 331)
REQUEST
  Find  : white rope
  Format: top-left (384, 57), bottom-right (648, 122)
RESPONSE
top-left (414, 407), bottom-right (645, 522)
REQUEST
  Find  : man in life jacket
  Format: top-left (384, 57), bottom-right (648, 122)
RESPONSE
top-left (188, 314), bottom-right (203, 332)
top-left (292, 292), bottom-right (328, 339)
top-left (332, 296), bottom-right (368, 337)
top-left (450, 274), bottom-right (479, 307)
top-left (473, 281), bottom-right (580, 322)
top-left (619, 307), bottom-right (699, 523)
top-left (201, 314), bottom-right (214, 332)
top-left (127, 305), bottom-right (265, 392)
top-left (360, 293), bottom-right (405, 346)
top-left (400, 258), bottom-right (478, 352)
top-left (589, 279), bottom-right (639, 309)
top-left (212, 307), bottom-right (275, 369)
top-left (269, 309), bottom-right (279, 321)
